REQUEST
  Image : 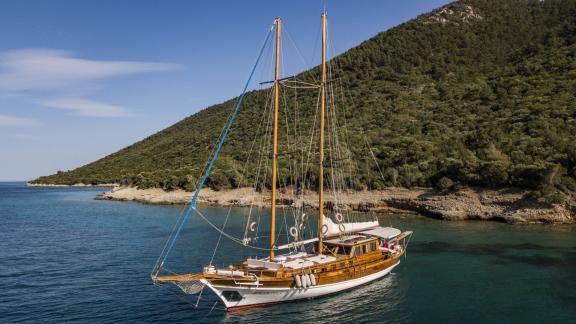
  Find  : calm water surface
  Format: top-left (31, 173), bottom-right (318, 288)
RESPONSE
top-left (0, 182), bottom-right (575, 323)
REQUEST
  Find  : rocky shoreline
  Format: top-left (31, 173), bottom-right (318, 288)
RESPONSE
top-left (96, 186), bottom-right (575, 225)
top-left (26, 182), bottom-right (117, 188)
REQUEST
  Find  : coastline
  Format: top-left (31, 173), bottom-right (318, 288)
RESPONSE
top-left (95, 186), bottom-right (575, 225)
top-left (26, 182), bottom-right (117, 188)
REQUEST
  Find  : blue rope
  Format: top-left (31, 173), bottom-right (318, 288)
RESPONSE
top-left (155, 27), bottom-right (274, 272)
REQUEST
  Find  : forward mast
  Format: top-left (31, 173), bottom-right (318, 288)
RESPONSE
top-left (270, 17), bottom-right (281, 261)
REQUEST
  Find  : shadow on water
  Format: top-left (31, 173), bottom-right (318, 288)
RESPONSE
top-left (141, 272), bottom-right (411, 323)
top-left (219, 273), bottom-right (410, 324)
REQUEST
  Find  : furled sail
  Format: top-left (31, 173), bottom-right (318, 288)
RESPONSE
top-left (322, 215), bottom-right (378, 237)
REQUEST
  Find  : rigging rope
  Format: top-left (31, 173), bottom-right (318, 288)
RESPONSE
top-left (153, 25), bottom-right (274, 276)
top-left (208, 207), bottom-right (232, 266)
top-left (284, 22), bottom-right (319, 84)
top-left (364, 135), bottom-right (386, 182)
top-left (194, 208), bottom-right (279, 251)
top-left (153, 15), bottom-right (400, 279)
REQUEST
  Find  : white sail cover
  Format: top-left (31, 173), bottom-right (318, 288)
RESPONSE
top-left (323, 215), bottom-right (378, 237)
top-left (359, 227), bottom-right (401, 240)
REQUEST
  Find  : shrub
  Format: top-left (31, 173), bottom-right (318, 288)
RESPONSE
top-left (436, 176), bottom-right (455, 191)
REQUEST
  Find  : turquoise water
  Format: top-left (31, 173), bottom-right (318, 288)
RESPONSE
top-left (0, 182), bottom-right (574, 323)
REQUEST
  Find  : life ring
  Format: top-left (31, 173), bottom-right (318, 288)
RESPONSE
top-left (301, 213), bottom-right (307, 221)
top-left (289, 226), bottom-right (299, 238)
top-left (321, 224), bottom-right (328, 235)
top-left (335, 213), bottom-right (343, 222)
top-left (249, 221), bottom-right (257, 232)
top-left (338, 223), bottom-right (346, 233)
top-left (299, 223), bottom-right (305, 231)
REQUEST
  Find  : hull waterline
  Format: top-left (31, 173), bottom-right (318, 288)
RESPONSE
top-left (203, 262), bottom-right (399, 310)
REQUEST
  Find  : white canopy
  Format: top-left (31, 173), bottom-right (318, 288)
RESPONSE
top-left (359, 226), bottom-right (401, 240)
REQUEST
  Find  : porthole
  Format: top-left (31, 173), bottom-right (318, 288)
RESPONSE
top-left (221, 290), bottom-right (242, 302)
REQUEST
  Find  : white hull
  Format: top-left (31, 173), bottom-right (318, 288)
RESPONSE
top-left (202, 262), bottom-right (399, 309)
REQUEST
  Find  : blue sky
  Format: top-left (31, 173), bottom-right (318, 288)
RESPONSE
top-left (0, 0), bottom-right (452, 181)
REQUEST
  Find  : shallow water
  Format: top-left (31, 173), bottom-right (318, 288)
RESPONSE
top-left (0, 182), bottom-right (574, 323)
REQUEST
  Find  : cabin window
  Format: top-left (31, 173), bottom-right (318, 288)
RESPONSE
top-left (354, 246), bottom-right (361, 257)
top-left (331, 264), bottom-right (336, 271)
top-left (370, 242), bottom-right (376, 252)
top-left (348, 260), bottom-right (353, 266)
top-left (339, 262), bottom-right (345, 268)
top-left (341, 246), bottom-right (351, 255)
top-left (362, 245), bottom-right (368, 254)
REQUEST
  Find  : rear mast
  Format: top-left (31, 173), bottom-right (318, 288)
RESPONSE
top-left (318, 11), bottom-right (327, 254)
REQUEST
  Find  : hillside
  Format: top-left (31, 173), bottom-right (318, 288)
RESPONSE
top-left (33, 0), bottom-right (576, 204)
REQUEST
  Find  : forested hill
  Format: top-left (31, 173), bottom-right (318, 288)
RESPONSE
top-left (33, 0), bottom-right (576, 202)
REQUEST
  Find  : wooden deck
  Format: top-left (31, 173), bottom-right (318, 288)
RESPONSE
top-left (153, 243), bottom-right (404, 289)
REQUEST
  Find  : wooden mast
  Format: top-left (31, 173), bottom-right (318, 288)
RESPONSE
top-left (318, 12), bottom-right (326, 254)
top-left (270, 17), bottom-right (281, 262)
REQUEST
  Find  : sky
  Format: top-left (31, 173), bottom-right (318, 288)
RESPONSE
top-left (0, 0), bottom-right (452, 181)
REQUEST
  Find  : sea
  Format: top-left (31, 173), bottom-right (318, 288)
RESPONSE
top-left (1, 182), bottom-right (575, 323)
